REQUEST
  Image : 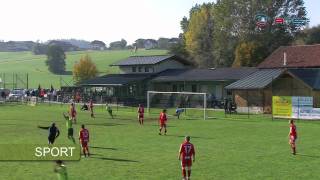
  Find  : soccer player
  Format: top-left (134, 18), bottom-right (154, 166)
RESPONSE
top-left (69, 103), bottom-right (77, 124)
top-left (178, 136), bottom-right (196, 180)
top-left (79, 124), bottom-right (90, 157)
top-left (175, 107), bottom-right (184, 119)
top-left (106, 104), bottom-right (113, 119)
top-left (159, 109), bottom-right (168, 135)
top-left (54, 160), bottom-right (68, 180)
top-left (288, 119), bottom-right (298, 155)
top-left (89, 99), bottom-right (95, 118)
top-left (48, 123), bottom-right (60, 145)
top-left (137, 104), bottom-right (144, 125)
top-left (80, 103), bottom-right (88, 111)
top-left (63, 112), bottom-right (75, 144)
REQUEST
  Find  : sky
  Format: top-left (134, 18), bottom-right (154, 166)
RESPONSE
top-left (0, 0), bottom-right (319, 45)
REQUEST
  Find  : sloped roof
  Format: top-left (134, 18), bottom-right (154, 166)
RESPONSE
top-left (151, 68), bottom-right (257, 82)
top-left (288, 68), bottom-right (320, 90)
top-left (111, 55), bottom-right (192, 66)
top-left (225, 69), bottom-right (284, 90)
top-left (258, 44), bottom-right (320, 68)
top-left (80, 73), bottom-right (155, 86)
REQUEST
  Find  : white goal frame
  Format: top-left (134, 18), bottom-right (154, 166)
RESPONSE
top-left (147, 91), bottom-right (207, 120)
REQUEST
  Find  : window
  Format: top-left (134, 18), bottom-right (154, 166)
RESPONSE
top-left (145, 67), bottom-right (149, 72)
top-left (132, 66), bottom-right (136, 72)
top-left (192, 84), bottom-right (197, 92)
top-left (138, 66), bottom-right (142, 72)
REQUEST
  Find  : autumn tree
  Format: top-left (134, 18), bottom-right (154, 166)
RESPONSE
top-left (73, 54), bottom-right (98, 84)
top-left (233, 41), bottom-right (266, 67)
top-left (184, 3), bottom-right (215, 68)
top-left (173, 0), bottom-right (308, 68)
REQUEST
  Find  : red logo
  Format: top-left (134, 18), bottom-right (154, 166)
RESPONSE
top-left (275, 17), bottom-right (285, 24)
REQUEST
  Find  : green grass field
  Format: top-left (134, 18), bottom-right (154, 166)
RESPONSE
top-left (0, 103), bottom-right (320, 179)
top-left (0, 49), bottom-right (167, 88)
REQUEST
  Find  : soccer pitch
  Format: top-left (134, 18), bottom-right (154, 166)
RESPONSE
top-left (0, 104), bottom-right (320, 180)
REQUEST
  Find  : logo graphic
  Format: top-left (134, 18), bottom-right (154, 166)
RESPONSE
top-left (291, 18), bottom-right (309, 26)
top-left (274, 17), bottom-right (285, 24)
top-left (255, 13), bottom-right (268, 28)
top-left (255, 13), bottom-right (309, 28)
top-left (0, 144), bottom-right (81, 161)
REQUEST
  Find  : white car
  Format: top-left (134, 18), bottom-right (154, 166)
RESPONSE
top-left (8, 89), bottom-right (25, 100)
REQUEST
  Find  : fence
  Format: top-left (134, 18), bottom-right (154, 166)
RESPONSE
top-left (0, 73), bottom-right (28, 89)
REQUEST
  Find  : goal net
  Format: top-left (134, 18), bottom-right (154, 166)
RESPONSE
top-left (147, 91), bottom-right (210, 120)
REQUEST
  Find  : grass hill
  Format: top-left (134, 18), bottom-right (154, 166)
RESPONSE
top-left (0, 49), bottom-right (167, 88)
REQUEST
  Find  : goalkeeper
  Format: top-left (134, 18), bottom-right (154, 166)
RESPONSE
top-left (175, 107), bottom-right (184, 119)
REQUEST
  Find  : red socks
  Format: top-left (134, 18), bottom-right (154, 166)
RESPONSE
top-left (182, 169), bottom-right (186, 178)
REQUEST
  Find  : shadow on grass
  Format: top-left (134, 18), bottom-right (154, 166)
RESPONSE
top-left (90, 146), bottom-right (117, 150)
top-left (37, 126), bottom-right (50, 130)
top-left (165, 134), bottom-right (214, 140)
top-left (90, 156), bottom-right (139, 163)
top-left (297, 154), bottom-right (320, 158)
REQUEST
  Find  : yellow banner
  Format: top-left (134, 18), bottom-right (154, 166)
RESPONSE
top-left (272, 96), bottom-right (292, 118)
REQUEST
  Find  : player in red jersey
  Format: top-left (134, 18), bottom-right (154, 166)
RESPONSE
top-left (159, 109), bottom-right (168, 135)
top-left (137, 104), bottom-right (144, 125)
top-left (288, 119), bottom-right (297, 155)
top-left (69, 103), bottom-right (77, 124)
top-left (178, 136), bottom-right (195, 180)
top-left (89, 99), bottom-right (95, 118)
top-left (79, 124), bottom-right (90, 157)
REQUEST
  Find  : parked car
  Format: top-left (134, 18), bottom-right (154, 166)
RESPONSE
top-left (8, 89), bottom-right (25, 101)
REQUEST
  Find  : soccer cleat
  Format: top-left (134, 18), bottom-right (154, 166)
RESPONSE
top-left (158, 133), bottom-right (162, 135)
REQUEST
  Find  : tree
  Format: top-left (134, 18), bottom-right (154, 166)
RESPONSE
top-left (303, 25), bottom-right (320, 44)
top-left (157, 38), bottom-right (170, 49)
top-left (32, 43), bottom-right (48, 55)
top-left (180, 17), bottom-right (189, 33)
top-left (73, 54), bottom-right (98, 84)
top-left (46, 45), bottom-right (66, 74)
top-left (109, 39), bottom-right (127, 50)
top-left (184, 3), bottom-right (215, 68)
top-left (233, 41), bottom-right (264, 67)
top-left (134, 39), bottom-right (146, 48)
top-left (120, 39), bottom-right (127, 48)
top-left (174, 0), bottom-right (308, 68)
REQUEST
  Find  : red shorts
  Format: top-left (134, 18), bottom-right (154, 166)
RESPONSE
top-left (81, 141), bottom-right (88, 148)
top-left (71, 112), bottom-right (76, 118)
top-left (160, 122), bottom-right (166, 128)
top-left (290, 135), bottom-right (297, 144)
top-left (181, 159), bottom-right (192, 168)
top-left (139, 114), bottom-right (144, 118)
